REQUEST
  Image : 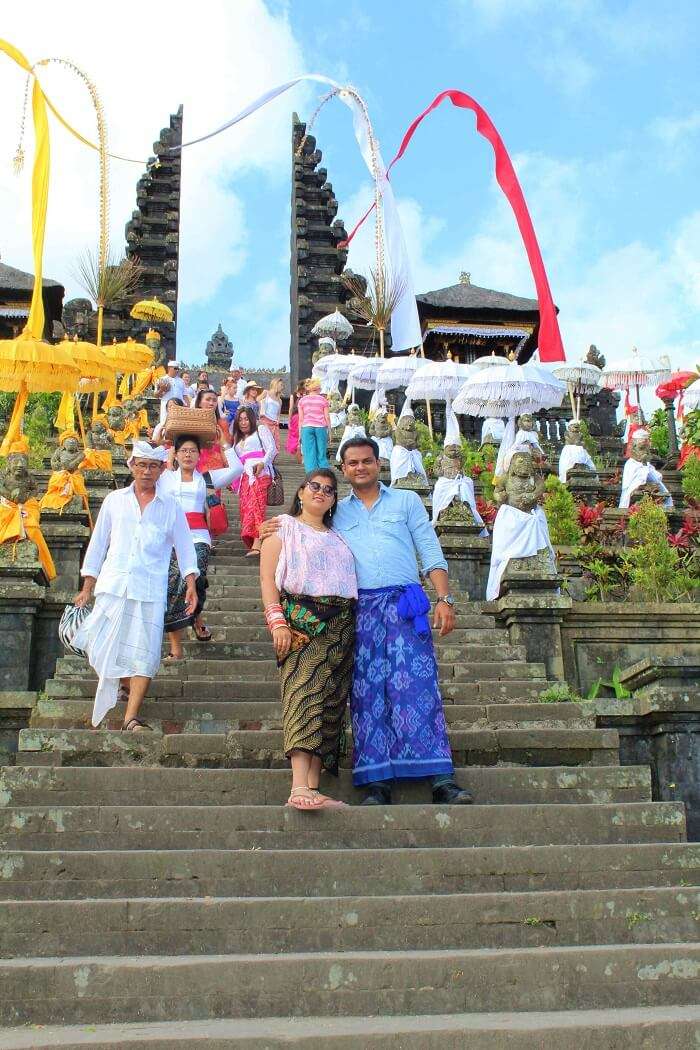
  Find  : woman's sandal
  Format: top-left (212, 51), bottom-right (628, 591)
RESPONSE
top-left (121, 718), bottom-right (152, 733)
top-left (286, 787), bottom-right (325, 810)
top-left (163, 654), bottom-right (185, 663)
top-left (193, 620), bottom-right (212, 642)
top-left (308, 789), bottom-right (348, 810)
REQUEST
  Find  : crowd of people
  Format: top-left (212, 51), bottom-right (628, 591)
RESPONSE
top-left (71, 369), bottom-right (472, 810)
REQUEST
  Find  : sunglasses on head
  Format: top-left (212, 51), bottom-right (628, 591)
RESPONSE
top-left (305, 480), bottom-right (335, 497)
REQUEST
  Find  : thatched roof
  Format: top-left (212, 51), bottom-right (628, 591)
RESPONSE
top-left (0, 262), bottom-right (63, 292)
top-left (416, 280), bottom-right (539, 315)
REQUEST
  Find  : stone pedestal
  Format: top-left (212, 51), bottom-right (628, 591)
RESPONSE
top-left (567, 467), bottom-right (600, 506)
top-left (439, 526), bottom-right (491, 600)
top-left (0, 691), bottom-right (37, 765)
top-left (0, 558), bottom-right (48, 691)
top-left (495, 561), bottom-right (570, 681)
top-left (40, 508), bottom-right (90, 594)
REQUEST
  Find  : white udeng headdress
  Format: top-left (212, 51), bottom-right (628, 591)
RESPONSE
top-left (128, 441), bottom-right (169, 467)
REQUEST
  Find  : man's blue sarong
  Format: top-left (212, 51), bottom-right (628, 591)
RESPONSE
top-left (350, 586), bottom-right (454, 787)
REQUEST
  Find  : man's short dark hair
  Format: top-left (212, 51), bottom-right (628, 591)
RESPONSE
top-left (340, 436), bottom-right (380, 462)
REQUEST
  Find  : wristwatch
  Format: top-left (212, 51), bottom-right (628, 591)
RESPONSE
top-left (436, 594), bottom-right (455, 607)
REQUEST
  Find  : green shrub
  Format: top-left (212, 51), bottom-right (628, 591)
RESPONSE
top-left (543, 475), bottom-right (582, 546)
top-left (621, 497), bottom-right (699, 602)
top-left (682, 455), bottom-right (700, 504)
top-left (649, 408), bottom-right (669, 458)
top-left (537, 682), bottom-right (584, 704)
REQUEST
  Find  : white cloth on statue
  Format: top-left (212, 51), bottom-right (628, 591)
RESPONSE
top-left (514, 428), bottom-right (544, 455)
top-left (558, 444), bottom-right (597, 483)
top-left (76, 484), bottom-right (199, 726)
top-left (432, 475), bottom-right (485, 529)
top-left (375, 436), bottom-right (394, 461)
top-left (390, 445), bottom-right (427, 484)
top-left (481, 418), bottom-right (505, 444)
top-left (486, 504), bottom-right (554, 601)
top-left (330, 410), bottom-right (347, 430)
top-left (336, 424), bottom-right (367, 462)
top-left (619, 459), bottom-right (673, 509)
top-left (369, 388), bottom-right (388, 414)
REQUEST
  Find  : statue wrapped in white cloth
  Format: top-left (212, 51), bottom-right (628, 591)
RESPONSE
top-left (619, 430), bottom-right (673, 510)
top-left (431, 410), bottom-right (486, 533)
top-left (481, 417), bottom-right (505, 446)
top-left (72, 441), bottom-right (199, 732)
top-left (336, 404), bottom-right (367, 462)
top-left (558, 420), bottom-right (597, 483)
top-left (486, 447), bottom-right (555, 601)
top-left (369, 408), bottom-right (394, 464)
top-left (513, 413), bottom-right (545, 456)
top-left (390, 403), bottom-right (427, 485)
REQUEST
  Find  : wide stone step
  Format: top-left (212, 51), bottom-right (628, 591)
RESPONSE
top-left (31, 698), bottom-right (595, 733)
top-left (176, 640), bottom-right (530, 662)
top-left (3, 842), bottom-right (699, 900)
top-left (0, 802), bottom-right (682, 851)
top-left (0, 764), bottom-right (654, 808)
top-left (17, 726), bottom-right (619, 768)
top-left (3, 886), bottom-right (699, 959)
top-left (5, 1007), bottom-right (700, 1049)
top-left (4, 943), bottom-right (700, 1025)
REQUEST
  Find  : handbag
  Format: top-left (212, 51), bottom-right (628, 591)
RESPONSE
top-left (206, 492), bottom-right (229, 537)
top-left (267, 464), bottom-right (285, 506)
top-left (163, 405), bottom-right (219, 446)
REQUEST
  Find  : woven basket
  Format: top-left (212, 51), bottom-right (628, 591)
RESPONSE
top-left (163, 406), bottom-right (219, 447)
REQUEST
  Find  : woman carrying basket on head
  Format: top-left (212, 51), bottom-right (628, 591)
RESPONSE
top-left (160, 434), bottom-right (243, 659)
top-left (231, 406), bottom-right (277, 558)
top-left (192, 388), bottom-right (231, 473)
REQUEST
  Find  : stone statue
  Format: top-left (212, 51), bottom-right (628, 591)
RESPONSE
top-left (329, 390), bottom-right (347, 444)
top-left (620, 430), bottom-right (673, 509)
top-left (431, 443), bottom-right (485, 530)
top-left (514, 413), bottom-right (545, 457)
top-left (107, 405), bottom-right (127, 434)
top-left (50, 436), bottom-right (84, 474)
top-left (390, 411), bottom-right (428, 489)
top-left (558, 421), bottom-right (597, 483)
top-left (0, 449), bottom-right (37, 505)
top-left (336, 403), bottom-right (367, 462)
top-left (87, 420), bottom-right (112, 450)
top-left (205, 323), bottom-right (234, 371)
top-left (312, 336), bottom-right (335, 366)
top-left (368, 408), bottom-right (394, 464)
top-left (487, 450), bottom-right (555, 600)
top-left (586, 344), bottom-right (606, 370)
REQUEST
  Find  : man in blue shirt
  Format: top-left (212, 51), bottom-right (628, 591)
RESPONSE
top-left (262, 437), bottom-right (472, 806)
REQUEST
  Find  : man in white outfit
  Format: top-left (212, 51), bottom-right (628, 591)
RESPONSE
top-left (73, 442), bottom-right (198, 732)
top-left (157, 362), bottom-right (187, 422)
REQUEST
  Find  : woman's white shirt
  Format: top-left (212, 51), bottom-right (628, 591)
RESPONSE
top-left (235, 424), bottom-right (276, 478)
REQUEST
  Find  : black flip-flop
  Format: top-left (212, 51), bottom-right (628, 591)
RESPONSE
top-left (121, 718), bottom-right (152, 732)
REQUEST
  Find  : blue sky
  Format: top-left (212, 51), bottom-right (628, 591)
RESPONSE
top-left (1, 0), bottom-right (699, 375)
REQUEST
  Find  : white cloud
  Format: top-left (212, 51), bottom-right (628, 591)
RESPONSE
top-left (651, 110), bottom-right (700, 146)
top-left (0, 1), bottom-right (311, 311)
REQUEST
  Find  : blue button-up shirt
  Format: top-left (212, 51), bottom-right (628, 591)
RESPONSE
top-left (332, 484), bottom-right (448, 590)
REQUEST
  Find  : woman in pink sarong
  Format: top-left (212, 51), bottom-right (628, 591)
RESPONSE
top-left (285, 381), bottom-right (307, 461)
top-left (231, 406), bottom-right (277, 557)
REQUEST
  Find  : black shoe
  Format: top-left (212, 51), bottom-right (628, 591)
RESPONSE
top-left (432, 782), bottom-right (474, 805)
top-left (361, 784), bottom-right (392, 805)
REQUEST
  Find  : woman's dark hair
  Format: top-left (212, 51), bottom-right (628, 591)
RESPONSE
top-left (174, 434), bottom-right (201, 454)
top-left (288, 468), bottom-right (338, 526)
top-left (340, 436), bottom-right (380, 462)
top-left (231, 405), bottom-right (258, 445)
top-left (167, 397), bottom-right (185, 410)
top-left (194, 387), bottom-right (221, 420)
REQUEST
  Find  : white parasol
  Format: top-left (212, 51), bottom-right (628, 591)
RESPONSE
top-left (601, 347), bottom-right (672, 423)
top-left (311, 310), bottom-right (354, 343)
top-left (406, 359), bottom-right (476, 439)
top-left (553, 358), bottom-right (602, 421)
top-left (347, 356), bottom-right (385, 411)
top-left (376, 353), bottom-right (422, 390)
top-left (471, 350), bottom-right (510, 372)
top-left (453, 360), bottom-right (566, 476)
top-left (683, 378), bottom-right (700, 413)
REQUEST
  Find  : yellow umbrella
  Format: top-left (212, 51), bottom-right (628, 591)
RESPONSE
top-left (130, 297), bottom-right (173, 324)
top-left (103, 337), bottom-right (153, 374)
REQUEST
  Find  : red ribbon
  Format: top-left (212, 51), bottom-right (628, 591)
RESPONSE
top-left (341, 89), bottom-right (565, 362)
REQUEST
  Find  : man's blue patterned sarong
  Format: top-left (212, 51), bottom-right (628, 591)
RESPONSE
top-left (350, 586), bottom-right (454, 787)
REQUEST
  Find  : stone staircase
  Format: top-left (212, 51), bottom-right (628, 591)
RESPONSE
top-left (2, 453), bottom-right (700, 1047)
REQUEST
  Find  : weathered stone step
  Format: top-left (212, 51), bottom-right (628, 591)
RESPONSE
top-left (176, 640), bottom-right (530, 663)
top-left (4, 943), bottom-right (700, 1025)
top-left (0, 764), bottom-right (653, 808)
top-left (6, 1007), bottom-right (700, 1050)
top-left (32, 698), bottom-right (595, 733)
top-left (17, 726), bottom-right (619, 768)
top-left (3, 886), bottom-right (699, 959)
top-left (0, 802), bottom-right (681, 851)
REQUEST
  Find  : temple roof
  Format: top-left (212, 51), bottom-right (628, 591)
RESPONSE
top-left (416, 280), bottom-right (539, 314)
top-left (0, 262), bottom-right (63, 291)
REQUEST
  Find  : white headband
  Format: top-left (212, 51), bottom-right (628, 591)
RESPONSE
top-left (128, 441), bottom-right (169, 467)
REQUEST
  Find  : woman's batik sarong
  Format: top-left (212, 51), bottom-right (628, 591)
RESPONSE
top-left (165, 541), bottom-right (209, 633)
top-left (278, 591), bottom-right (356, 775)
top-left (350, 585), bottom-right (454, 786)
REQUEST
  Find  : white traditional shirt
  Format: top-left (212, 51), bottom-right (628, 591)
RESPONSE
top-left (158, 447), bottom-right (243, 544)
top-left (81, 484), bottom-right (199, 604)
top-left (235, 424), bottom-right (277, 479)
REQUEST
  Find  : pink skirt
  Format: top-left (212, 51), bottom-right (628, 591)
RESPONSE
top-left (286, 414), bottom-right (299, 455)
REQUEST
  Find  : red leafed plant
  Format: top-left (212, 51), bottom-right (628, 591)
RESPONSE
top-left (476, 496), bottom-right (497, 527)
top-left (577, 502), bottom-right (604, 539)
top-left (470, 463), bottom-right (483, 478)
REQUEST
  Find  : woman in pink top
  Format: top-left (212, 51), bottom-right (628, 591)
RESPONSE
top-left (260, 468), bottom-right (357, 810)
top-left (297, 377), bottom-right (330, 473)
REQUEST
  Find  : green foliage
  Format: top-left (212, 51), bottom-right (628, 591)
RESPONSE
top-left (649, 408), bottom-right (669, 458)
top-left (543, 475), bottom-right (583, 546)
top-left (587, 667), bottom-right (632, 700)
top-left (621, 497), bottom-right (699, 602)
top-left (537, 682), bottom-right (584, 704)
top-left (683, 409), bottom-right (700, 449)
top-left (576, 418), bottom-right (598, 458)
top-left (682, 455), bottom-right (700, 504)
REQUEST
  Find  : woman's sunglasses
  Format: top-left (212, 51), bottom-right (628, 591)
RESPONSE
top-left (306, 480), bottom-right (335, 497)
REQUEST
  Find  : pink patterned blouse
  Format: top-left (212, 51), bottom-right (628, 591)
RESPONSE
top-left (274, 514), bottom-right (358, 599)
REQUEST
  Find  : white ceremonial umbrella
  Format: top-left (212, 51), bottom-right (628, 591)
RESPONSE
top-left (471, 350), bottom-right (511, 372)
top-left (347, 356), bottom-right (384, 411)
top-left (406, 358), bottom-right (476, 439)
top-left (453, 360), bottom-right (566, 475)
top-left (311, 310), bottom-right (354, 344)
top-left (553, 358), bottom-right (602, 421)
top-left (683, 378), bottom-right (700, 413)
top-left (312, 352), bottom-right (354, 392)
top-left (376, 352), bottom-right (422, 390)
top-left (601, 346), bottom-right (672, 423)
